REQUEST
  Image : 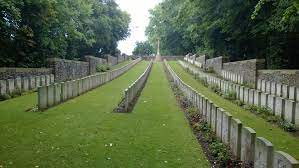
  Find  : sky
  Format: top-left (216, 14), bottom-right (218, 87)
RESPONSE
top-left (115, 0), bottom-right (161, 55)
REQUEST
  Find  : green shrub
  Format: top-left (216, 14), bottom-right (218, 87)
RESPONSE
top-left (0, 93), bottom-right (11, 101)
top-left (187, 106), bottom-right (197, 114)
top-left (256, 106), bottom-right (272, 115)
top-left (244, 104), bottom-right (258, 113)
top-left (233, 100), bottom-right (244, 106)
top-left (279, 120), bottom-right (296, 132)
top-left (209, 84), bottom-right (220, 94)
top-left (205, 67), bottom-right (215, 74)
top-left (10, 87), bottom-right (22, 98)
top-left (209, 141), bottom-right (230, 165)
top-left (96, 64), bottom-right (110, 72)
top-left (223, 91), bottom-right (237, 100)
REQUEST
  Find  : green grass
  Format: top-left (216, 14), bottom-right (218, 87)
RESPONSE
top-left (0, 61), bottom-right (210, 167)
top-left (110, 59), bottom-right (133, 70)
top-left (169, 61), bottom-right (299, 160)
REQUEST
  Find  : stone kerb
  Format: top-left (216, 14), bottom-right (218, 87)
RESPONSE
top-left (254, 137), bottom-right (274, 168)
top-left (274, 151), bottom-right (299, 168)
top-left (241, 127), bottom-right (256, 165)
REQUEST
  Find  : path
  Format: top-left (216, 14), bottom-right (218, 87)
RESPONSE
top-left (169, 61), bottom-right (299, 160)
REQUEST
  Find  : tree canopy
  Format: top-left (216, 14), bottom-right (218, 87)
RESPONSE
top-left (146, 0), bottom-right (299, 68)
top-left (0, 0), bottom-right (130, 67)
top-left (132, 41), bottom-right (154, 56)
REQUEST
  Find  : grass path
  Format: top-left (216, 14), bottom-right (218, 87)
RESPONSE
top-left (0, 62), bottom-right (147, 167)
top-left (110, 59), bottom-right (132, 70)
top-left (169, 61), bottom-right (299, 160)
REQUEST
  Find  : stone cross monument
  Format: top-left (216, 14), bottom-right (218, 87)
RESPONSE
top-left (155, 38), bottom-right (162, 61)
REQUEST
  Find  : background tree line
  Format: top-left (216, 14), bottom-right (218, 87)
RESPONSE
top-left (132, 41), bottom-right (154, 56)
top-left (0, 0), bottom-right (130, 67)
top-left (146, 0), bottom-right (298, 69)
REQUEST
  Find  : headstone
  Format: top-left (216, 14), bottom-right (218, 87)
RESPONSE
top-left (66, 81), bottom-right (73, 99)
top-left (261, 93), bottom-right (268, 107)
top-left (216, 108), bottom-right (223, 138)
top-left (254, 90), bottom-right (261, 107)
top-left (206, 101), bottom-right (212, 126)
top-left (47, 85), bottom-right (54, 107)
top-left (0, 80), bottom-right (6, 95)
top-left (273, 151), bottom-right (299, 168)
top-left (6, 79), bottom-right (15, 94)
top-left (284, 100), bottom-right (296, 124)
top-left (50, 74), bottom-right (55, 84)
top-left (276, 83), bottom-right (283, 97)
top-left (254, 137), bottom-right (274, 168)
top-left (267, 94), bottom-right (276, 113)
top-left (61, 82), bottom-right (68, 101)
top-left (289, 86), bottom-right (296, 101)
top-left (211, 105), bottom-right (218, 132)
top-left (45, 75), bottom-right (51, 86)
top-left (270, 82), bottom-right (277, 95)
top-left (35, 76), bottom-right (41, 87)
top-left (15, 77), bottom-right (22, 90)
top-left (38, 86), bottom-right (48, 110)
top-left (222, 111), bottom-right (232, 144)
top-left (230, 118), bottom-right (242, 159)
top-left (72, 80), bottom-right (78, 97)
top-left (257, 79), bottom-right (262, 90)
top-left (240, 86), bottom-right (245, 102)
top-left (29, 77), bottom-right (36, 90)
top-left (261, 80), bottom-right (266, 92)
top-left (282, 85), bottom-right (289, 98)
top-left (241, 127), bottom-right (256, 165)
top-left (266, 81), bottom-right (271, 93)
top-left (275, 97), bottom-right (285, 117)
top-left (244, 88), bottom-right (249, 104)
top-left (248, 89), bottom-right (255, 105)
top-left (40, 75), bottom-right (46, 86)
top-left (54, 83), bottom-right (61, 105)
top-left (22, 77), bottom-right (29, 92)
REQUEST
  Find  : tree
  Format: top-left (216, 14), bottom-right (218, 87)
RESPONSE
top-left (132, 41), bottom-right (154, 56)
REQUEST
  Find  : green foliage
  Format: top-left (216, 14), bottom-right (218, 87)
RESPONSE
top-left (223, 91), bottom-right (237, 100)
top-left (0, 94), bottom-right (11, 101)
top-left (0, 0), bottom-right (131, 67)
top-left (10, 87), bottom-right (22, 98)
top-left (279, 120), bottom-right (296, 132)
top-left (210, 141), bottom-right (230, 165)
top-left (132, 41), bottom-right (154, 56)
top-left (146, 0), bottom-right (299, 68)
top-left (96, 64), bottom-right (110, 72)
top-left (208, 84), bottom-right (221, 94)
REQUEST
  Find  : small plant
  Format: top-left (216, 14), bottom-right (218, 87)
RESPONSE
top-left (209, 141), bottom-right (230, 165)
top-left (209, 84), bottom-right (221, 94)
top-left (0, 93), bottom-right (11, 101)
top-left (10, 87), bottom-right (22, 98)
top-left (256, 106), bottom-right (272, 115)
top-left (279, 120), bottom-right (296, 132)
top-left (233, 100), bottom-right (244, 106)
top-left (187, 106), bottom-right (197, 114)
top-left (244, 104), bottom-right (258, 113)
top-left (223, 91), bottom-right (237, 100)
top-left (96, 64), bottom-right (110, 72)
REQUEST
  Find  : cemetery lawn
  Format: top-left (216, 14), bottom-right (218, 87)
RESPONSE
top-left (0, 61), bottom-right (210, 168)
top-left (169, 61), bottom-right (299, 160)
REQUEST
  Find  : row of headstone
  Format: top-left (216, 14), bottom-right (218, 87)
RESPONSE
top-left (38, 58), bottom-right (142, 110)
top-left (0, 75), bottom-right (54, 96)
top-left (124, 61), bottom-right (153, 112)
top-left (257, 79), bottom-right (298, 102)
top-left (221, 70), bottom-right (244, 85)
top-left (179, 60), bottom-right (299, 128)
top-left (164, 60), bottom-right (299, 168)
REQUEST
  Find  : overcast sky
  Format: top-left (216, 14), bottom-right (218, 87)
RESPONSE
top-left (115, 0), bottom-right (161, 55)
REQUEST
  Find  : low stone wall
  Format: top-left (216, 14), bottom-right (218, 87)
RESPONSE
top-left (84, 56), bottom-right (107, 74)
top-left (223, 59), bottom-right (265, 86)
top-left (196, 55), bottom-right (206, 69)
top-left (258, 70), bottom-right (299, 87)
top-left (107, 55), bottom-right (118, 66)
top-left (38, 58), bottom-right (142, 110)
top-left (164, 60), bottom-right (299, 167)
top-left (205, 56), bottom-right (228, 75)
top-left (117, 55), bottom-right (129, 63)
top-left (47, 58), bottom-right (89, 82)
top-left (0, 68), bottom-right (52, 80)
